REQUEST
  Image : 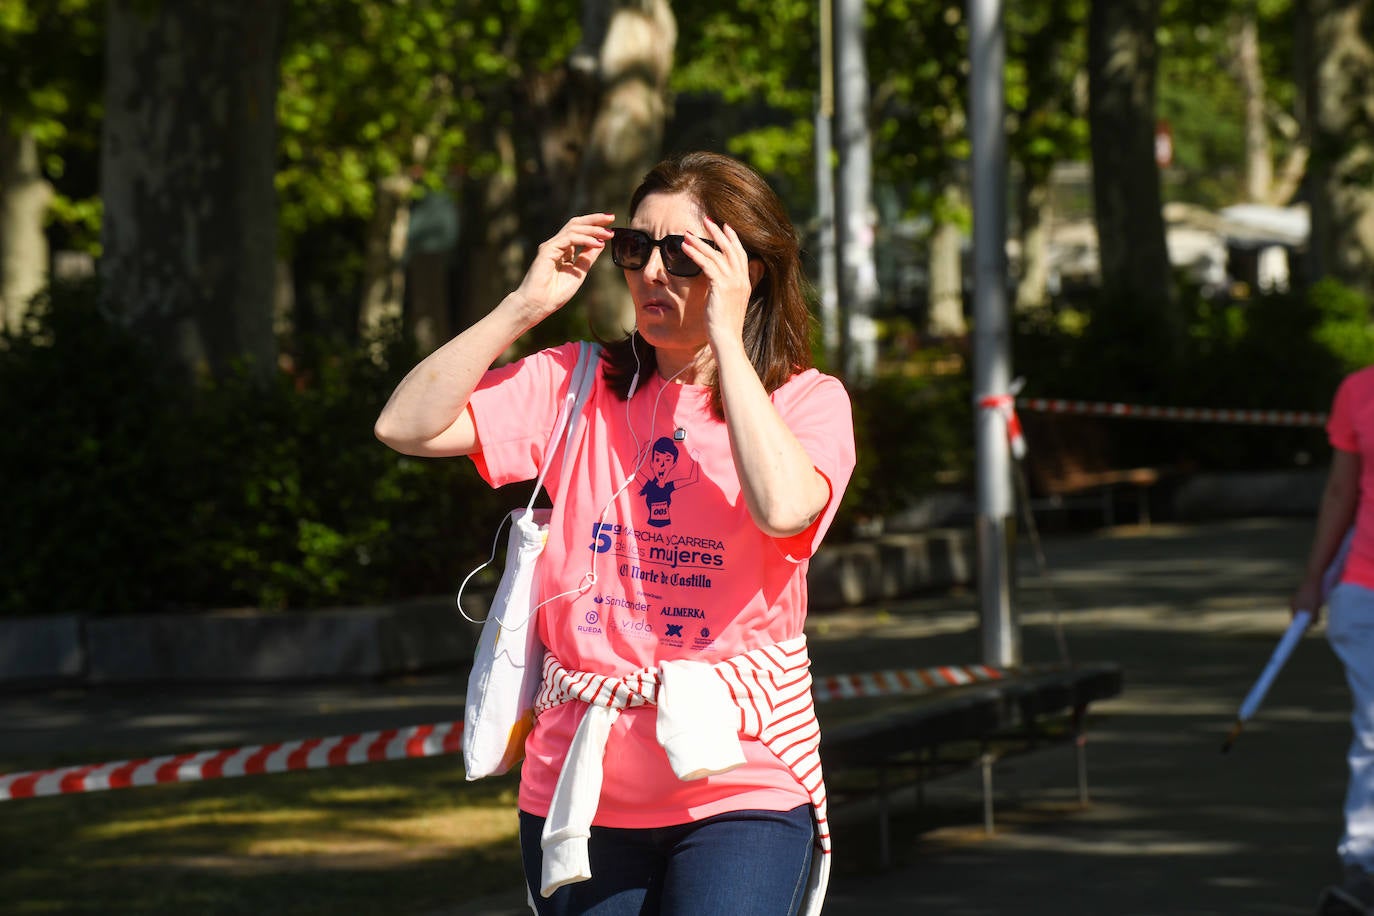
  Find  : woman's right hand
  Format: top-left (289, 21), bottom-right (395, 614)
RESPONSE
top-left (509, 213), bottom-right (616, 322)
top-left (1291, 578), bottom-right (1324, 623)
top-left (375, 213), bottom-right (613, 458)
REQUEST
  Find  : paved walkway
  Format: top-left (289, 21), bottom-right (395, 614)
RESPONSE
top-left (817, 516), bottom-right (1350, 916)
top-left (1, 516), bottom-right (1352, 915)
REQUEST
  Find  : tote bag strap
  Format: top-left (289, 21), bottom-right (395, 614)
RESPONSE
top-left (525, 341), bottom-right (599, 511)
top-left (457, 341), bottom-right (600, 624)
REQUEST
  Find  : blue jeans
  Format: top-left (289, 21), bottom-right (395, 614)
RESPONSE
top-left (519, 805), bottom-right (815, 916)
top-left (1329, 583), bottom-right (1374, 872)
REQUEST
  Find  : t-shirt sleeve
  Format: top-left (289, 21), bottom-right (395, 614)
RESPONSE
top-left (1329, 371), bottom-right (1361, 455)
top-left (771, 371), bottom-right (857, 561)
top-left (466, 343), bottom-right (580, 488)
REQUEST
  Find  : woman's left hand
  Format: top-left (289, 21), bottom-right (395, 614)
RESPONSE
top-left (686, 216), bottom-right (754, 351)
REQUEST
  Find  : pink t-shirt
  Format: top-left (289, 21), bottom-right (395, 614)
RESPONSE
top-left (1329, 365), bottom-right (1374, 590)
top-left (467, 343), bottom-right (856, 827)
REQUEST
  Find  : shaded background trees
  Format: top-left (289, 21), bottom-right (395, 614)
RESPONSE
top-left (0, 0), bottom-right (102, 333)
top-left (101, 0), bottom-right (284, 383)
top-left (1304, 0), bottom-right (1374, 299)
top-left (3, 0), bottom-right (1373, 616)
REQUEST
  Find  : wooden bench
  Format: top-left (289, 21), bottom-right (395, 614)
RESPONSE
top-left (818, 662), bottom-right (1124, 867)
top-left (1018, 412), bottom-right (1167, 527)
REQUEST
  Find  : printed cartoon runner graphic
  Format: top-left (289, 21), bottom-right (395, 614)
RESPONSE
top-left (638, 436), bottom-right (699, 527)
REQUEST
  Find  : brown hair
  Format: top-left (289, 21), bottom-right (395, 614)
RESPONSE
top-left (598, 151), bottom-right (815, 418)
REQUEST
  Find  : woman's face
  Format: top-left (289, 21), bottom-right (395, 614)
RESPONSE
top-left (624, 191), bottom-right (712, 359)
top-left (651, 447), bottom-right (676, 481)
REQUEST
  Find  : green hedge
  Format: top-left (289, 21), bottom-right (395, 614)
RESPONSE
top-left (1, 281), bottom-right (514, 617)
top-left (838, 355), bottom-right (972, 532)
top-left (1012, 279), bottom-right (1373, 472)
top-left (7, 275), bottom-right (1364, 618)
top-left (1, 282), bottom-right (969, 617)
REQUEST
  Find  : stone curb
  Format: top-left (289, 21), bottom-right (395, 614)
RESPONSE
top-left (0, 530), bottom-right (972, 690)
top-left (1172, 468), bottom-right (1326, 519)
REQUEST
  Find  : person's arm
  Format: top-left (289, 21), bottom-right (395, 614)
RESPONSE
top-left (691, 218), bottom-right (830, 539)
top-left (1291, 447), bottom-right (1360, 620)
top-left (374, 214), bottom-right (613, 457)
top-left (677, 452), bottom-right (701, 488)
top-left (713, 341), bottom-right (830, 538)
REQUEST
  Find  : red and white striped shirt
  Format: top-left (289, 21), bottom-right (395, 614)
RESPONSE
top-left (532, 636), bottom-right (830, 915)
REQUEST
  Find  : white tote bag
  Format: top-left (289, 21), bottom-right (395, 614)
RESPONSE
top-left (461, 342), bottom-right (598, 780)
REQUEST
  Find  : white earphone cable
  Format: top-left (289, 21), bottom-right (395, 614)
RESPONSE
top-left (458, 335), bottom-right (689, 630)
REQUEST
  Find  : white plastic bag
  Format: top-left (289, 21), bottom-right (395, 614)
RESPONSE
top-left (461, 342), bottom-right (598, 780)
top-left (462, 506), bottom-right (553, 779)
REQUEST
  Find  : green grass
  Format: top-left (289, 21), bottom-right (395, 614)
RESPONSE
top-left (0, 755), bottom-right (525, 915)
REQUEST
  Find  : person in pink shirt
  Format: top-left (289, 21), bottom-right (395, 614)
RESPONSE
top-left (375, 151), bottom-right (855, 916)
top-left (1294, 365), bottom-right (1374, 915)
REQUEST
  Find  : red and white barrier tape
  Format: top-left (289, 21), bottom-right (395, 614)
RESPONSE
top-left (1, 664), bottom-right (1028, 801)
top-left (1018, 397), bottom-right (1327, 428)
top-left (978, 394), bottom-right (1027, 458)
top-left (0, 720), bottom-right (463, 801)
top-left (811, 663), bottom-right (1013, 703)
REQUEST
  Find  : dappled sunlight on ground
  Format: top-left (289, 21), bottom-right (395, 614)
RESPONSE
top-left (0, 518), bottom-right (1352, 916)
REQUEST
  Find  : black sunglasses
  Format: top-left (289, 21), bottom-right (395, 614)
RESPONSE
top-left (610, 228), bottom-right (720, 277)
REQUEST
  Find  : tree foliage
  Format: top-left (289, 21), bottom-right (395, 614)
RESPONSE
top-left (0, 0), bottom-right (103, 251)
top-left (276, 0), bottom-right (579, 244)
top-left (99, 0), bottom-right (284, 382)
top-left (0, 279), bottom-right (514, 615)
top-left (1157, 0), bottom-right (1300, 206)
top-left (9, 0), bottom-right (1374, 621)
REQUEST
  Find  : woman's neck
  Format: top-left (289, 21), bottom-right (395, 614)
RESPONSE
top-left (656, 346), bottom-right (713, 386)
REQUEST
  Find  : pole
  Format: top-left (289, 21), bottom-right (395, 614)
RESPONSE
top-left (815, 0), bottom-right (839, 363)
top-left (832, 0), bottom-right (879, 383)
top-left (968, 0), bottom-right (1018, 667)
top-left (815, 106), bottom-right (840, 363)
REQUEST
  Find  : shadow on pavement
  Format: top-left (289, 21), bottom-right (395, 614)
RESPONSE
top-left (0, 516), bottom-right (1353, 916)
top-left (822, 518), bottom-right (1347, 916)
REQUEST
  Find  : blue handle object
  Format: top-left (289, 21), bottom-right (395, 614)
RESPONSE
top-left (1236, 610), bottom-right (1312, 724)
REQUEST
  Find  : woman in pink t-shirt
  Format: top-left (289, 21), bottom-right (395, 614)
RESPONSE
top-left (375, 152), bottom-right (855, 916)
top-left (1294, 365), bottom-right (1374, 914)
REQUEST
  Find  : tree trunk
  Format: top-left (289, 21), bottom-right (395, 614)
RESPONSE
top-left (405, 185), bottom-right (459, 356)
top-left (1015, 167), bottom-right (1054, 311)
top-left (1305, 0), bottom-right (1374, 298)
top-left (1009, 0), bottom-right (1072, 314)
top-left (456, 128), bottom-right (525, 361)
top-left (358, 173), bottom-right (413, 346)
top-left (406, 249), bottom-right (450, 354)
top-left (927, 180), bottom-right (967, 338)
top-left (274, 257), bottom-right (294, 347)
top-left (1268, 132), bottom-right (1309, 207)
top-left (1233, 8), bottom-right (1274, 203)
top-left (451, 0), bottom-right (673, 353)
top-left (573, 0), bottom-right (676, 339)
top-left (1087, 0), bottom-right (1175, 315)
top-left (100, 0), bottom-right (282, 382)
top-left (0, 119), bottom-right (52, 334)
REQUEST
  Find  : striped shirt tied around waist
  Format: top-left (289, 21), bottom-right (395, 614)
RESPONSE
top-left (532, 635), bottom-right (831, 915)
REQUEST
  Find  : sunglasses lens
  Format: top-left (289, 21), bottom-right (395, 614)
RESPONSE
top-left (612, 229), bottom-right (650, 269)
top-left (610, 229), bottom-right (709, 276)
top-left (660, 235), bottom-right (700, 276)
